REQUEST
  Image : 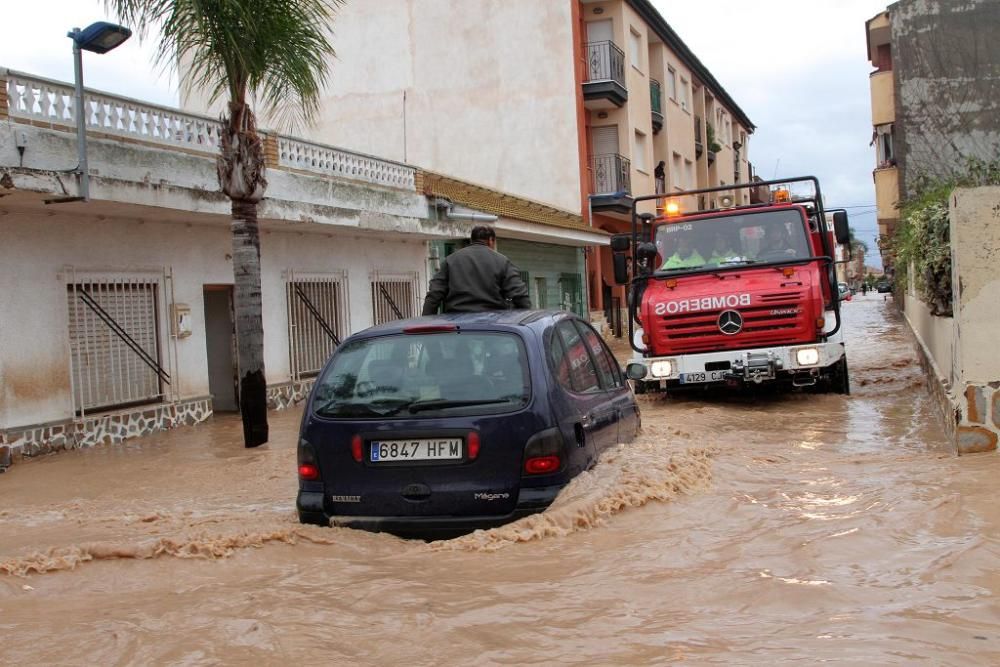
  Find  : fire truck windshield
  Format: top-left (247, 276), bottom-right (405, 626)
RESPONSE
top-left (654, 208), bottom-right (810, 274)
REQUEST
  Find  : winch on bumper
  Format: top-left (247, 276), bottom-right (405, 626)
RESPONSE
top-left (630, 341), bottom-right (846, 388)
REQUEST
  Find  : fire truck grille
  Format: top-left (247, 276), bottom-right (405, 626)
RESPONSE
top-left (653, 291), bottom-right (812, 354)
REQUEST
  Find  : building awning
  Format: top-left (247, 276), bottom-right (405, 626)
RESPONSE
top-left (495, 216), bottom-right (609, 247)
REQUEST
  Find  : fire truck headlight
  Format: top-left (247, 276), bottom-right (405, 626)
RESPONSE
top-left (795, 347), bottom-right (820, 366)
top-left (650, 360), bottom-right (674, 378)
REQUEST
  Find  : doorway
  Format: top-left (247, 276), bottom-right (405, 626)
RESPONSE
top-left (203, 286), bottom-right (238, 412)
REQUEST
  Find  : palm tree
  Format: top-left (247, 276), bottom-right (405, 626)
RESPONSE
top-left (848, 227), bottom-right (869, 253)
top-left (106, 0), bottom-right (342, 446)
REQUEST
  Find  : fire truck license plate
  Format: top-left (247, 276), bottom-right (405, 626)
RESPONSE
top-left (679, 370), bottom-right (727, 384)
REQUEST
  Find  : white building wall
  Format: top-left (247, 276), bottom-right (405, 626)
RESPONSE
top-left (0, 213), bottom-right (426, 430)
top-left (182, 0), bottom-right (583, 214)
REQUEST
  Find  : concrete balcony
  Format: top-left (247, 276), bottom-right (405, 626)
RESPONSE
top-left (874, 164), bottom-right (900, 222)
top-left (649, 78), bottom-right (664, 134)
top-left (870, 70), bottom-right (895, 126)
top-left (583, 41), bottom-right (628, 110)
top-left (589, 153), bottom-right (633, 215)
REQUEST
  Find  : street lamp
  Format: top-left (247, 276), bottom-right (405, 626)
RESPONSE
top-left (68, 21), bottom-right (132, 200)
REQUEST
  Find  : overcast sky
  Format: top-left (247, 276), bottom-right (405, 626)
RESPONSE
top-left (1, 0), bottom-right (887, 266)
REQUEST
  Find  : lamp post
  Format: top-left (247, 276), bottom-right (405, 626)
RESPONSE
top-left (68, 21), bottom-right (132, 201)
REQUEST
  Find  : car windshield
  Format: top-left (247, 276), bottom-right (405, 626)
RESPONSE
top-left (654, 209), bottom-right (811, 275)
top-left (312, 331), bottom-right (530, 419)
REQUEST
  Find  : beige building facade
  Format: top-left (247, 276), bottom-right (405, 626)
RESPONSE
top-left (866, 10), bottom-right (899, 271)
top-left (866, 0), bottom-right (1000, 274)
top-left (578, 0), bottom-right (754, 315)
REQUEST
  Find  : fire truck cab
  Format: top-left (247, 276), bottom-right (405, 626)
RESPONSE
top-left (615, 177), bottom-right (852, 394)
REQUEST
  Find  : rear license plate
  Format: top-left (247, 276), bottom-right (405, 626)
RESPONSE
top-left (679, 370), bottom-right (728, 384)
top-left (369, 438), bottom-right (463, 462)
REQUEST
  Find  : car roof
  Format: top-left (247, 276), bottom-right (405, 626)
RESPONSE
top-left (352, 309), bottom-right (577, 341)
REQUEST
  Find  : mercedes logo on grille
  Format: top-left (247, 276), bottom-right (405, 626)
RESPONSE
top-left (718, 309), bottom-right (743, 335)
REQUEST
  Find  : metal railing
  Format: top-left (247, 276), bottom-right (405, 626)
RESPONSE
top-left (286, 270), bottom-right (350, 380)
top-left (584, 41), bottom-right (626, 88)
top-left (591, 153), bottom-right (631, 196)
top-left (63, 266), bottom-right (179, 417)
top-left (370, 271), bottom-right (419, 326)
top-left (3, 68), bottom-right (416, 191)
top-left (649, 78), bottom-right (663, 115)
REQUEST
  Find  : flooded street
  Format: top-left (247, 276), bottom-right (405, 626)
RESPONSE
top-left (4, 296), bottom-right (1000, 665)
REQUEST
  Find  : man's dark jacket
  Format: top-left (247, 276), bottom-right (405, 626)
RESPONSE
top-left (422, 242), bottom-right (531, 315)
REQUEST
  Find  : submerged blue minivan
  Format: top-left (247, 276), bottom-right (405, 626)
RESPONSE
top-left (296, 310), bottom-right (640, 536)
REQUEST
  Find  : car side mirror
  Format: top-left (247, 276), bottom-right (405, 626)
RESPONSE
top-left (625, 362), bottom-right (647, 381)
top-left (832, 210), bottom-right (850, 245)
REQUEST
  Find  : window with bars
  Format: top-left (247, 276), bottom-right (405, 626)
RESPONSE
top-left (67, 279), bottom-right (164, 413)
top-left (287, 273), bottom-right (348, 378)
top-left (371, 273), bottom-right (419, 326)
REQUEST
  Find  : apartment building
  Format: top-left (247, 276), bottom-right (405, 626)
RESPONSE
top-left (866, 0), bottom-right (1000, 272)
top-left (578, 0), bottom-right (754, 316)
top-left (184, 0), bottom-right (754, 321)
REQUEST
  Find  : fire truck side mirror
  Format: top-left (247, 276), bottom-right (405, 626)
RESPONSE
top-left (612, 252), bottom-right (629, 285)
top-left (611, 234), bottom-right (632, 285)
top-left (610, 235), bottom-right (631, 252)
top-left (832, 210), bottom-right (850, 245)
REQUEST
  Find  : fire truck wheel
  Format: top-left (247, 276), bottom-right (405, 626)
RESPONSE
top-left (632, 379), bottom-right (647, 395)
top-left (829, 357), bottom-right (850, 395)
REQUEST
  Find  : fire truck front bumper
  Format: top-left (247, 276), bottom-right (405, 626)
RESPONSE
top-left (631, 341), bottom-right (846, 387)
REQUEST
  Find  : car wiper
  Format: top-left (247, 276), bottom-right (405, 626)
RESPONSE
top-left (405, 398), bottom-right (512, 413)
top-left (719, 258), bottom-right (758, 265)
top-left (316, 398), bottom-right (411, 417)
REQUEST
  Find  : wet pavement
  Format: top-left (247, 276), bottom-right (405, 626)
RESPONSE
top-left (4, 296), bottom-right (1000, 665)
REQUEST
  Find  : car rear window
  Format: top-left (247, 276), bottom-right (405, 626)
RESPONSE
top-left (312, 332), bottom-right (530, 419)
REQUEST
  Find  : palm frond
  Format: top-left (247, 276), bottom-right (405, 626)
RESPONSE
top-left (105, 0), bottom-right (342, 130)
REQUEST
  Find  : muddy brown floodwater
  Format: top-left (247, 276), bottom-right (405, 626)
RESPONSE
top-left (3, 296), bottom-right (1000, 665)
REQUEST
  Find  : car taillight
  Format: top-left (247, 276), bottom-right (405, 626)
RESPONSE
top-left (351, 434), bottom-right (363, 462)
top-left (298, 439), bottom-right (320, 479)
top-left (522, 427), bottom-right (564, 475)
top-left (467, 431), bottom-right (480, 460)
top-left (524, 455), bottom-right (560, 474)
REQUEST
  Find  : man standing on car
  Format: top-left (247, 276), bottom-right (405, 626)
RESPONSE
top-left (422, 226), bottom-right (532, 315)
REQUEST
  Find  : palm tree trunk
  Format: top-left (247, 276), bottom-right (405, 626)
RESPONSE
top-left (218, 101), bottom-right (269, 448)
top-left (231, 197), bottom-right (269, 447)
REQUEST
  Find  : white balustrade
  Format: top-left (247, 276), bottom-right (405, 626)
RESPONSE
top-left (3, 69), bottom-right (415, 191)
top-left (5, 71), bottom-right (220, 154)
top-left (278, 137), bottom-right (415, 190)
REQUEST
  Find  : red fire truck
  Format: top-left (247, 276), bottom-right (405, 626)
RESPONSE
top-left (614, 177), bottom-right (852, 394)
